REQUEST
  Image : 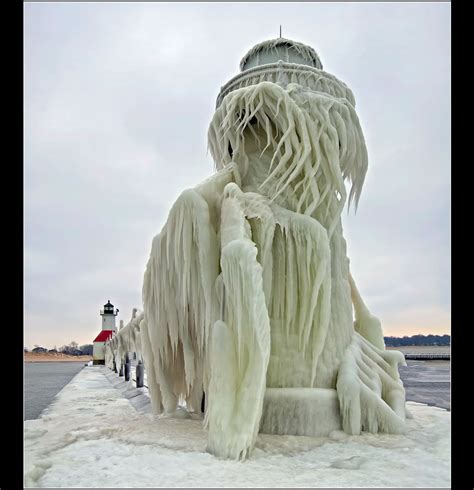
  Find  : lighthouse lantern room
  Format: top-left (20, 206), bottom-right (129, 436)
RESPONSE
top-left (93, 300), bottom-right (119, 365)
top-left (100, 300), bottom-right (119, 330)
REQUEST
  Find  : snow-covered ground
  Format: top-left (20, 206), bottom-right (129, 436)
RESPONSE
top-left (24, 366), bottom-right (450, 488)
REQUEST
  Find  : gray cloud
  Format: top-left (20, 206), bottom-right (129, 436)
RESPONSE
top-left (24, 2), bottom-right (450, 347)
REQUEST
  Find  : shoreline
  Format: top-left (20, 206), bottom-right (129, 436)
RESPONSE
top-left (24, 352), bottom-right (92, 363)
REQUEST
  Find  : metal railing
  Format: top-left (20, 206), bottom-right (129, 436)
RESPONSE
top-left (215, 61), bottom-right (353, 109)
top-left (404, 353), bottom-right (450, 361)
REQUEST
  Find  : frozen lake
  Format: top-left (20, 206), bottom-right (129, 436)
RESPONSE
top-left (400, 360), bottom-right (450, 410)
top-left (24, 362), bottom-right (86, 420)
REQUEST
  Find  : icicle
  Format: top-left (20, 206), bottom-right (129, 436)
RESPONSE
top-left (142, 169), bottom-right (234, 415)
top-left (206, 184), bottom-right (271, 460)
top-left (337, 333), bottom-right (406, 435)
top-left (349, 273), bottom-right (385, 350)
top-left (208, 81), bottom-right (368, 236)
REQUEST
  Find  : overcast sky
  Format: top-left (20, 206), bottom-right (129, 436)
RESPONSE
top-left (24, 2), bottom-right (451, 349)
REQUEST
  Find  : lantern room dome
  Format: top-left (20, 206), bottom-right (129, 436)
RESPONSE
top-left (102, 300), bottom-right (116, 315)
top-left (239, 38), bottom-right (323, 72)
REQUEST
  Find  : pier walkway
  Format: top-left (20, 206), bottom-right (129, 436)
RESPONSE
top-left (24, 366), bottom-right (451, 488)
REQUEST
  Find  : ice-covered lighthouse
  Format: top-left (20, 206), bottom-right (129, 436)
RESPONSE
top-left (92, 300), bottom-right (119, 365)
top-left (140, 35), bottom-right (408, 460)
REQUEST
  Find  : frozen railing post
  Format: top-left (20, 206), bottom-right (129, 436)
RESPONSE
top-left (124, 353), bottom-right (131, 381)
top-left (136, 359), bottom-right (144, 388)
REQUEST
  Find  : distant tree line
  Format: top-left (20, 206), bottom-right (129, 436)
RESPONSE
top-left (25, 341), bottom-right (94, 356)
top-left (384, 334), bottom-right (450, 347)
top-left (25, 335), bottom-right (450, 353)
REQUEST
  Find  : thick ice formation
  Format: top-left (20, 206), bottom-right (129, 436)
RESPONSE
top-left (105, 309), bottom-right (143, 372)
top-left (107, 38), bottom-right (407, 460)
